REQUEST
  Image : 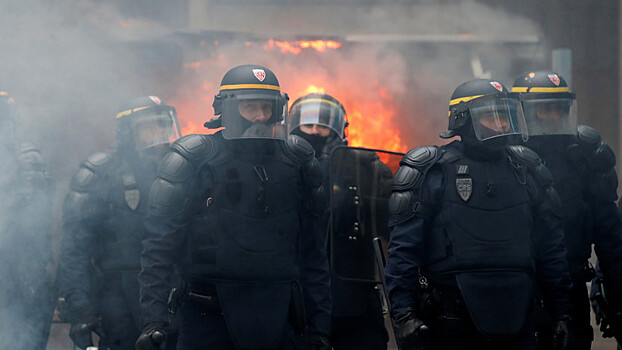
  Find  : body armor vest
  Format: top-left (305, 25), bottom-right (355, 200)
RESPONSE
top-left (181, 139), bottom-right (303, 283)
top-left (425, 146), bottom-right (536, 276)
top-left (526, 136), bottom-right (592, 280)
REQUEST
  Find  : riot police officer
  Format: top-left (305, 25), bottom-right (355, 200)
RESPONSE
top-left (136, 65), bottom-right (331, 350)
top-left (0, 90), bottom-right (55, 350)
top-left (385, 79), bottom-right (573, 349)
top-left (512, 71), bottom-right (622, 349)
top-left (289, 93), bottom-right (390, 350)
top-left (59, 96), bottom-right (181, 350)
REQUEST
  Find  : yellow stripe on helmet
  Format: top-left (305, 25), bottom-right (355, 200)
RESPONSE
top-left (449, 95), bottom-right (484, 106)
top-left (116, 106), bottom-right (151, 119)
top-left (219, 84), bottom-right (281, 91)
top-left (511, 87), bottom-right (569, 93)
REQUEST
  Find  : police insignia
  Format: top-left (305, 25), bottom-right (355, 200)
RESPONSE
top-left (125, 189), bottom-right (140, 210)
top-left (548, 74), bottom-right (560, 86)
top-left (253, 69), bottom-right (266, 81)
top-left (490, 81), bottom-right (503, 92)
top-left (456, 178), bottom-right (472, 202)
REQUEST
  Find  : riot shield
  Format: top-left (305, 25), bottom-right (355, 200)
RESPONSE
top-left (329, 146), bottom-right (403, 283)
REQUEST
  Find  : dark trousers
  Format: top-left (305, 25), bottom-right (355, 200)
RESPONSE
top-left (331, 293), bottom-right (389, 350)
top-left (176, 300), bottom-right (295, 350)
top-left (98, 275), bottom-right (141, 350)
top-left (536, 283), bottom-right (593, 350)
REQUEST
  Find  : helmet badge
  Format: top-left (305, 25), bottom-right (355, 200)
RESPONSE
top-left (149, 96), bottom-right (162, 104)
top-left (490, 81), bottom-right (503, 92)
top-left (548, 74), bottom-right (560, 86)
top-left (253, 69), bottom-right (266, 82)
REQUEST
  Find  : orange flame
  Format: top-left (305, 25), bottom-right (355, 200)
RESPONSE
top-left (263, 39), bottom-right (342, 55)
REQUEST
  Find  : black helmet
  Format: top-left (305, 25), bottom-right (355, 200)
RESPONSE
top-left (288, 93), bottom-right (348, 140)
top-left (116, 95), bottom-right (181, 151)
top-left (511, 71), bottom-right (577, 136)
top-left (441, 79), bottom-right (528, 143)
top-left (212, 64), bottom-right (288, 140)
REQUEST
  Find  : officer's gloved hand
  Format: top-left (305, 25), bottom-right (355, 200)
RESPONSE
top-left (69, 317), bottom-right (105, 350)
top-left (551, 316), bottom-right (572, 350)
top-left (600, 310), bottom-right (622, 338)
top-left (300, 330), bottom-right (330, 350)
top-left (393, 307), bottom-right (430, 349)
top-left (135, 322), bottom-right (167, 350)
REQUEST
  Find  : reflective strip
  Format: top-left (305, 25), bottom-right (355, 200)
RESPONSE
top-left (449, 94), bottom-right (483, 106)
top-left (295, 98), bottom-right (342, 110)
top-left (116, 106), bottom-right (151, 119)
top-left (511, 86), bottom-right (569, 93)
top-left (219, 84), bottom-right (280, 91)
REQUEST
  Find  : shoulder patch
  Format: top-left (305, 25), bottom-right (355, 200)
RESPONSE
top-left (577, 125), bottom-right (601, 148)
top-left (400, 146), bottom-right (440, 168)
top-left (171, 134), bottom-right (218, 165)
top-left (507, 145), bottom-right (541, 167)
top-left (284, 135), bottom-right (315, 164)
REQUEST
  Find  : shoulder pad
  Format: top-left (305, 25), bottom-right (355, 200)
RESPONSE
top-left (593, 142), bottom-right (616, 171)
top-left (16, 143), bottom-right (45, 170)
top-left (507, 145), bottom-right (541, 167)
top-left (171, 134), bottom-right (218, 165)
top-left (82, 152), bottom-right (116, 174)
top-left (589, 168), bottom-right (619, 202)
top-left (158, 150), bottom-right (198, 184)
top-left (284, 135), bottom-right (315, 164)
top-left (400, 146), bottom-right (440, 168)
top-left (392, 165), bottom-right (421, 191)
top-left (577, 125), bottom-right (601, 148)
top-left (70, 152), bottom-right (115, 192)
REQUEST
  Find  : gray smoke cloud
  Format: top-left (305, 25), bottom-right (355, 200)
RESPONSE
top-left (0, 0), bottom-right (544, 348)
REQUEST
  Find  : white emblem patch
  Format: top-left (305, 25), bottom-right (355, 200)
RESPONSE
top-left (456, 178), bottom-right (472, 202)
top-left (548, 74), bottom-right (560, 86)
top-left (490, 81), bottom-right (503, 92)
top-left (253, 69), bottom-right (266, 81)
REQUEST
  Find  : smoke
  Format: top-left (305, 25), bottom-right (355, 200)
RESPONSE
top-left (0, 0), bottom-right (544, 348)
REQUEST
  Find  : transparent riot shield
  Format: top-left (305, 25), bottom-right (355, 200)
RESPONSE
top-left (329, 146), bottom-right (404, 283)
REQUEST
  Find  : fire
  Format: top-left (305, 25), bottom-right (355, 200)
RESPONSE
top-left (263, 39), bottom-right (342, 55)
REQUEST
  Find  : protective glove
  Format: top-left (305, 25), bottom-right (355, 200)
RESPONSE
top-left (300, 330), bottom-right (330, 350)
top-left (135, 322), bottom-right (167, 350)
top-left (551, 316), bottom-right (572, 350)
top-left (393, 308), bottom-right (430, 350)
top-left (601, 310), bottom-right (622, 339)
top-left (69, 318), bottom-right (106, 350)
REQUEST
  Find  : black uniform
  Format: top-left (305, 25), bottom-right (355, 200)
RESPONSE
top-left (138, 132), bottom-right (331, 349)
top-left (385, 79), bottom-right (573, 350)
top-left (60, 95), bottom-right (180, 350)
top-left (512, 71), bottom-right (622, 349)
top-left (0, 143), bottom-right (55, 350)
top-left (526, 127), bottom-right (622, 349)
top-left (385, 142), bottom-right (572, 349)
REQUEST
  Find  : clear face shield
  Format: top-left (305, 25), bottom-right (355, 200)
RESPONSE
top-left (288, 98), bottom-right (346, 139)
top-left (467, 94), bottom-right (529, 142)
top-left (519, 93), bottom-right (577, 136)
top-left (220, 93), bottom-right (287, 140)
top-left (129, 108), bottom-right (181, 150)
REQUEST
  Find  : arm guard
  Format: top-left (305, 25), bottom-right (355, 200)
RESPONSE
top-left (389, 146), bottom-right (441, 226)
top-left (60, 152), bottom-right (115, 320)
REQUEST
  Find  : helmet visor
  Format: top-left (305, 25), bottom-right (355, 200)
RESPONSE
top-left (129, 109), bottom-right (181, 150)
top-left (469, 95), bottom-right (528, 142)
top-left (221, 93), bottom-right (287, 140)
top-left (289, 98), bottom-right (346, 139)
top-left (520, 94), bottom-right (577, 136)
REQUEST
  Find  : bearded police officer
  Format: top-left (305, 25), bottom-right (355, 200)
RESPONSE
top-left (385, 79), bottom-right (573, 349)
top-left (136, 65), bottom-right (331, 350)
top-left (512, 71), bottom-right (622, 349)
top-left (59, 96), bottom-right (181, 350)
top-left (289, 93), bottom-right (391, 350)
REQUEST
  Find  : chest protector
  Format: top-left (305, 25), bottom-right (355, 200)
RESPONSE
top-left (183, 139), bottom-right (305, 349)
top-left (527, 135), bottom-right (594, 279)
top-left (427, 145), bottom-right (536, 338)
